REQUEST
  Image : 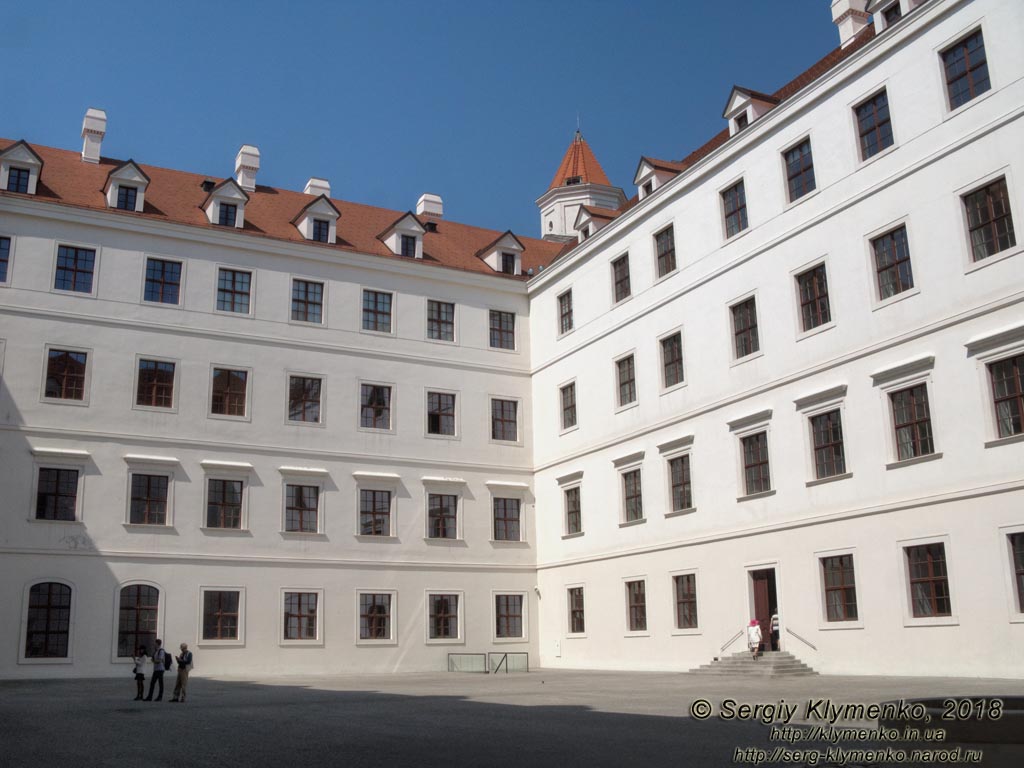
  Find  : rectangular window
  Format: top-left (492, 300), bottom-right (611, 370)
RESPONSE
top-left (427, 300), bottom-right (455, 341)
top-left (361, 290), bottom-right (392, 333)
top-left (400, 234), bottom-right (417, 258)
top-left (943, 30), bottom-right (990, 110)
top-left (218, 203), bottom-right (237, 227)
top-left (557, 290), bottom-right (573, 335)
top-left (626, 580), bottom-right (646, 632)
top-left (871, 225), bottom-right (914, 300)
top-left (560, 382), bottom-right (577, 430)
top-left (742, 432), bottom-right (771, 495)
top-left (7, 166), bottom-right (30, 193)
top-left (612, 254), bottom-right (631, 302)
top-left (890, 384), bottom-right (934, 460)
top-left (722, 181), bottom-right (748, 237)
top-left (565, 486), bottom-right (582, 535)
top-left (359, 489), bottom-right (391, 536)
top-left (622, 469), bottom-right (643, 522)
top-left (116, 186), bottom-right (138, 211)
top-left (491, 398), bottom-right (518, 442)
top-left (655, 226), bottom-right (676, 277)
top-left (291, 279), bottom-right (324, 323)
top-left (493, 498), bottom-right (521, 542)
top-left (855, 90), bottom-right (894, 160)
top-left (0, 236), bottom-right (9, 283)
top-left (990, 355), bottom-right (1024, 438)
top-left (360, 384), bottom-right (392, 429)
top-left (669, 454), bottom-right (692, 511)
top-left (822, 554), bottom-right (858, 621)
top-left (288, 376), bottom-right (322, 424)
top-left (211, 368), bottom-right (247, 417)
top-left (283, 592), bottom-right (318, 640)
top-left (359, 593), bottom-right (392, 640)
top-left (45, 349), bottom-right (87, 400)
top-left (661, 333), bottom-right (684, 388)
top-left (964, 178), bottom-right (1016, 261)
top-left (54, 245), bottom-right (95, 293)
top-left (495, 594), bottom-right (523, 639)
top-left (284, 484), bottom-right (318, 533)
top-left (216, 268), bottom-right (251, 314)
top-left (428, 493), bottom-right (458, 539)
top-left (428, 594), bottom-right (459, 639)
top-left (206, 479), bottom-right (243, 529)
top-left (25, 583), bottom-right (72, 658)
top-left (1010, 533), bottom-right (1024, 613)
top-left (616, 354), bottom-right (637, 407)
top-left (202, 590), bottom-right (239, 640)
top-left (500, 253), bottom-right (516, 275)
top-left (143, 258), bottom-right (181, 304)
top-left (797, 264), bottom-right (831, 331)
top-left (784, 139), bottom-right (816, 202)
top-left (136, 359), bottom-right (175, 408)
top-left (906, 543), bottom-right (951, 618)
top-left (810, 410), bottom-right (846, 479)
top-left (312, 219), bottom-right (330, 243)
top-left (568, 587), bottom-right (585, 634)
top-left (673, 574), bottom-right (698, 629)
top-left (427, 391), bottom-right (456, 436)
top-left (734, 112), bottom-right (749, 131)
top-left (129, 474), bottom-right (168, 525)
top-left (489, 310), bottom-right (516, 350)
top-left (36, 468), bottom-right (79, 521)
top-left (731, 298), bottom-right (759, 358)
top-left (883, 3), bottom-right (902, 25)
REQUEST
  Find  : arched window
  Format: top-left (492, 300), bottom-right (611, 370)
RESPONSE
top-left (118, 585), bottom-right (159, 657)
top-left (25, 582), bottom-right (72, 658)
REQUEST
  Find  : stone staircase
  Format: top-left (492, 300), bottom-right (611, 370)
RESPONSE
top-left (688, 650), bottom-right (818, 677)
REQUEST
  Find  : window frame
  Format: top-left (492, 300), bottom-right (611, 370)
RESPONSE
top-left (814, 547), bottom-right (864, 630)
top-left (998, 524), bottom-right (1024, 623)
top-left (662, 441), bottom-right (695, 517)
top-left (201, 470), bottom-right (250, 533)
top-left (795, 386), bottom-right (852, 486)
top-left (353, 475), bottom-right (399, 539)
top-left (729, 410), bottom-right (774, 501)
top-left (132, 354), bottom-right (180, 414)
top-left (280, 588), bottom-right (325, 647)
top-left (613, 350), bottom-right (638, 412)
top-left (208, 364), bottom-right (253, 423)
top-left (957, 169), bottom-right (1020, 273)
top-left (610, 253), bottom-right (632, 305)
top-left (614, 452), bottom-right (645, 527)
top-left (357, 379), bottom-right (396, 434)
top-left (968, 328), bottom-right (1024, 447)
top-left (488, 309), bottom-right (517, 352)
top-left (720, 177), bottom-right (749, 240)
top-left (560, 477), bottom-right (583, 538)
top-left (424, 484), bottom-right (463, 541)
top-left (213, 265), bottom-right (254, 317)
top-left (111, 581), bottom-right (163, 663)
top-left (280, 477), bottom-right (325, 536)
top-left (669, 568), bottom-right (701, 636)
top-left (851, 87), bottom-right (896, 164)
top-left (623, 577), bottom-right (649, 636)
top-left (886, 380), bottom-right (939, 467)
top-left (489, 395), bottom-right (522, 445)
top-left (653, 225), bottom-right (677, 280)
top-left (556, 289), bottom-right (574, 337)
top-left (124, 458), bottom-right (177, 528)
top-left (728, 292), bottom-right (762, 364)
top-left (31, 458), bottom-right (87, 524)
top-left (791, 258), bottom-right (834, 340)
top-left (18, 578), bottom-right (76, 665)
top-left (360, 287), bottom-right (395, 336)
top-left (424, 590), bottom-right (465, 645)
top-left (40, 344), bottom-right (92, 407)
top-left (780, 135), bottom-right (817, 206)
top-left (51, 241), bottom-right (100, 298)
top-left (897, 535), bottom-right (958, 627)
top-left (558, 378), bottom-right (578, 434)
top-left (0, 231), bottom-right (15, 287)
top-left (198, 586), bottom-right (246, 646)
top-left (864, 216), bottom-right (920, 310)
top-left (425, 299), bottom-right (457, 344)
top-left (424, 388), bottom-right (459, 440)
top-left (565, 584), bottom-right (586, 638)
top-left (285, 371), bottom-right (326, 428)
top-left (936, 25), bottom-right (993, 115)
top-left (490, 490), bottom-right (525, 544)
top-left (658, 327), bottom-right (686, 394)
top-left (140, 256), bottom-right (184, 308)
top-left (354, 589), bottom-right (398, 645)
top-left (492, 590), bottom-right (529, 643)
top-left (288, 276), bottom-right (327, 326)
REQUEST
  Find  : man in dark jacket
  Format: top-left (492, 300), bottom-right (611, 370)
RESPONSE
top-left (143, 639), bottom-right (165, 701)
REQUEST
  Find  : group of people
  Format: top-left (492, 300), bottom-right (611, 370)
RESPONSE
top-left (132, 639), bottom-right (193, 702)
top-left (746, 613), bottom-right (780, 660)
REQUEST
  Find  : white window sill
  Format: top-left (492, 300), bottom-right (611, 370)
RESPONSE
top-left (425, 638), bottom-right (464, 646)
top-left (208, 413), bottom-right (251, 423)
top-left (902, 615), bottom-right (959, 628)
top-left (356, 426), bottom-right (395, 436)
top-left (885, 452), bottom-right (942, 471)
top-left (965, 244), bottom-right (1023, 274)
top-left (985, 433), bottom-right (1024, 449)
top-left (41, 397), bottom-right (90, 408)
top-left (565, 632), bottom-right (587, 640)
top-left (280, 531), bottom-right (327, 540)
top-left (784, 187), bottom-right (820, 211)
top-left (489, 439), bottom-right (523, 447)
top-left (356, 637), bottom-right (397, 647)
top-left (660, 381), bottom-right (688, 397)
top-left (286, 419), bottom-right (326, 429)
top-left (487, 345), bottom-right (519, 355)
top-left (355, 534), bottom-right (397, 542)
top-left (612, 295), bottom-right (633, 309)
top-left (796, 320), bottom-right (835, 343)
top-left (654, 268), bottom-right (679, 285)
top-left (737, 489), bottom-right (776, 502)
top-left (132, 404), bottom-right (178, 415)
top-left (624, 631), bottom-right (650, 638)
top-left (615, 400), bottom-right (639, 414)
top-left (871, 286), bottom-right (920, 312)
top-left (123, 523), bottom-right (175, 531)
top-left (200, 527), bottom-right (251, 535)
top-left (942, 87), bottom-right (996, 123)
top-left (723, 228), bottom-right (751, 245)
top-left (806, 472), bottom-right (853, 488)
top-left (28, 518), bottom-right (83, 525)
top-left (670, 627), bottom-right (703, 637)
top-left (490, 539), bottom-right (528, 546)
top-left (425, 432), bottom-right (460, 441)
top-left (561, 531), bottom-right (585, 540)
top-left (424, 537), bottom-right (466, 545)
top-left (493, 636), bottom-right (528, 645)
top-left (196, 639), bottom-right (244, 648)
top-left (213, 309), bottom-right (254, 320)
top-left (730, 349), bottom-right (764, 368)
top-left (618, 518), bottom-right (647, 528)
top-left (857, 142), bottom-right (898, 170)
top-left (17, 657), bottom-right (73, 665)
top-left (559, 424), bottom-right (579, 436)
top-left (818, 619), bottom-right (865, 631)
top-left (279, 639), bottom-right (324, 648)
top-left (359, 328), bottom-right (395, 338)
top-left (556, 328), bottom-right (575, 341)
top-left (665, 506), bottom-right (696, 519)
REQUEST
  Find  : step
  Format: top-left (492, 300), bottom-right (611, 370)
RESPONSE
top-left (687, 650), bottom-right (819, 676)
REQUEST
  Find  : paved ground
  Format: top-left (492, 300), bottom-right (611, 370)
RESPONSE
top-left (1, 670), bottom-right (1022, 767)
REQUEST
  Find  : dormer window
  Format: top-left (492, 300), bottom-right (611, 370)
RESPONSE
top-left (501, 253), bottom-right (516, 274)
top-left (104, 160), bottom-right (150, 213)
top-left (0, 140), bottom-right (44, 196)
top-left (474, 231), bottom-right (524, 276)
top-left (723, 86), bottom-right (780, 137)
top-left (642, 181), bottom-right (654, 196)
top-left (218, 203), bottom-right (237, 227)
top-left (565, 176), bottom-right (582, 186)
top-left (312, 219), bottom-right (330, 243)
top-left (401, 234), bottom-right (417, 258)
top-left (883, 3), bottom-right (902, 24)
top-left (377, 212), bottom-right (425, 259)
top-left (734, 112), bottom-right (749, 132)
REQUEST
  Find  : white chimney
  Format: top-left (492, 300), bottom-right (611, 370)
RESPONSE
top-left (81, 108), bottom-right (107, 164)
top-left (416, 192), bottom-right (443, 218)
top-left (235, 144), bottom-right (260, 192)
top-left (304, 177), bottom-right (331, 197)
top-left (831, 0), bottom-right (871, 47)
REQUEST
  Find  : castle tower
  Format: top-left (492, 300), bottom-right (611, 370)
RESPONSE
top-left (536, 130), bottom-right (626, 242)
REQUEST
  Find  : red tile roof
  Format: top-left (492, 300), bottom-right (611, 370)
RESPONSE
top-left (0, 139), bottom-right (565, 280)
top-left (579, 205), bottom-right (620, 221)
top-left (547, 131), bottom-right (614, 191)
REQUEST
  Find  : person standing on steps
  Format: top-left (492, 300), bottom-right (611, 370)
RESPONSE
top-left (770, 613), bottom-right (780, 652)
top-left (170, 643), bottom-right (193, 703)
top-left (144, 639), bottom-right (166, 701)
top-left (132, 645), bottom-right (147, 700)
top-left (746, 618), bottom-right (762, 661)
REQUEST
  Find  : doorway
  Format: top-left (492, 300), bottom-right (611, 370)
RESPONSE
top-left (750, 568), bottom-right (778, 651)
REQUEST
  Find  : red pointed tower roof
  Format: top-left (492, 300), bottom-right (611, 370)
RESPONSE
top-left (548, 130), bottom-right (613, 191)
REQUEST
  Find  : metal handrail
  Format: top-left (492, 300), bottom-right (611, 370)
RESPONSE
top-left (785, 626), bottom-right (818, 651)
top-left (493, 653), bottom-right (508, 674)
top-left (720, 629), bottom-right (743, 652)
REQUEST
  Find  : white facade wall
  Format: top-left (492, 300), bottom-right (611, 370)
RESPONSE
top-left (528, 0), bottom-right (1024, 676)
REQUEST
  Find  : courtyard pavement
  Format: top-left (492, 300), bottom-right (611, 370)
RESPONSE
top-left (1, 670), bottom-right (1021, 767)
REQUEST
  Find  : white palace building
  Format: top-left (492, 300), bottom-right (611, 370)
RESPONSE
top-left (1, 0), bottom-right (1023, 679)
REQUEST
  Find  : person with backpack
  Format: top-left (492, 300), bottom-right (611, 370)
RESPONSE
top-left (170, 643), bottom-right (193, 703)
top-left (143, 639), bottom-right (167, 701)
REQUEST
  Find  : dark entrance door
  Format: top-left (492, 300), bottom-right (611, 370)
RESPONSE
top-left (750, 568), bottom-right (777, 651)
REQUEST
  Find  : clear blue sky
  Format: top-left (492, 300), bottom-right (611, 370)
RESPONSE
top-left (2, 0), bottom-right (842, 237)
